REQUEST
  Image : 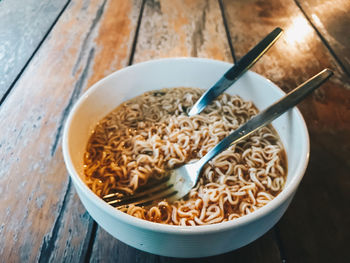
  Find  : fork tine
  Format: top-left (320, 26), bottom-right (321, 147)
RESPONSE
top-left (133, 176), bottom-right (170, 192)
top-left (103, 177), bottom-right (169, 201)
top-left (103, 178), bottom-right (175, 207)
top-left (105, 182), bottom-right (171, 205)
top-left (103, 192), bottom-right (124, 199)
top-left (115, 187), bottom-right (178, 208)
top-left (103, 177), bottom-right (170, 200)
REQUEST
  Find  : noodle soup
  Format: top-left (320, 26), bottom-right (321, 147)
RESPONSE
top-left (84, 87), bottom-right (287, 226)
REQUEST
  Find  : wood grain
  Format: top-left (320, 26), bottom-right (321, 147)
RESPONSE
top-left (221, 0), bottom-right (350, 163)
top-left (0, 0), bottom-right (141, 261)
top-left (1, 0), bottom-right (349, 261)
top-left (133, 0), bottom-right (232, 63)
top-left (90, 228), bottom-right (281, 263)
top-left (38, 184), bottom-right (94, 263)
top-left (0, 0), bottom-right (70, 101)
top-left (296, 0), bottom-right (350, 75)
top-left (90, 229), bottom-right (159, 263)
top-left (276, 138), bottom-right (350, 262)
top-left (222, 0), bottom-right (350, 262)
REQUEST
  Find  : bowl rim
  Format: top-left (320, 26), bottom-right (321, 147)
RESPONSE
top-left (62, 57), bottom-right (310, 234)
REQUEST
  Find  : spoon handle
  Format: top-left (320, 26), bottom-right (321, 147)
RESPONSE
top-left (196, 69), bottom-right (333, 168)
top-left (188, 27), bottom-right (283, 116)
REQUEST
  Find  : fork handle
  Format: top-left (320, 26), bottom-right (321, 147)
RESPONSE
top-left (196, 69), bottom-right (333, 169)
top-left (188, 27), bottom-right (283, 116)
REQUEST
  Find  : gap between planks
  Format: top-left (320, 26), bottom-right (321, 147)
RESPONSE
top-left (81, 1), bottom-right (147, 261)
top-left (218, 0), bottom-right (236, 63)
top-left (37, 180), bottom-right (72, 263)
top-left (0, 0), bottom-right (72, 107)
top-left (293, 0), bottom-right (350, 77)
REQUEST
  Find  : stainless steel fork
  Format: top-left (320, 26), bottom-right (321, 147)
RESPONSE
top-left (103, 69), bottom-right (333, 208)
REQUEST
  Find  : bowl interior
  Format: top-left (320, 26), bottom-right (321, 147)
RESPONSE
top-left (64, 57), bottom-right (309, 225)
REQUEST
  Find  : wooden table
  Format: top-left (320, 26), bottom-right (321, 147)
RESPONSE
top-left (1, 0), bottom-right (349, 262)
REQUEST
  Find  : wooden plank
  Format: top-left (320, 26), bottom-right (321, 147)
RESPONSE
top-left (221, 0), bottom-right (350, 262)
top-left (221, 0), bottom-right (350, 164)
top-left (89, 0), bottom-right (282, 261)
top-left (133, 0), bottom-right (232, 63)
top-left (295, 0), bottom-right (350, 166)
top-left (0, 0), bottom-right (70, 101)
top-left (38, 183), bottom-right (94, 262)
top-left (296, 0), bottom-right (350, 75)
top-left (276, 138), bottom-right (350, 262)
top-left (89, 229), bottom-right (159, 263)
top-left (90, 228), bottom-right (281, 263)
top-left (0, 0), bottom-right (141, 261)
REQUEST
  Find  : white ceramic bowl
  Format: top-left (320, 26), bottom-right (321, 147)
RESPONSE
top-left (62, 58), bottom-right (309, 258)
